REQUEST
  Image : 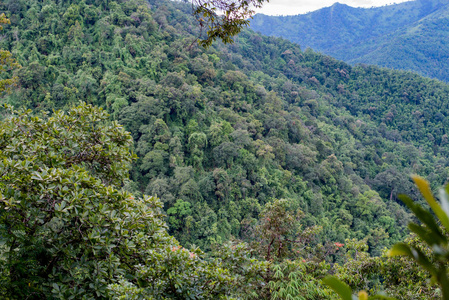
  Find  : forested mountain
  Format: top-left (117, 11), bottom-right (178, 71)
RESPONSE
top-left (251, 0), bottom-right (449, 82)
top-left (3, 0), bottom-right (449, 252)
top-left (1, 0), bottom-right (449, 298)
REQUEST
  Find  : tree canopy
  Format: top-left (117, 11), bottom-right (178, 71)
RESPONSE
top-left (0, 13), bottom-right (20, 93)
top-left (0, 0), bottom-right (449, 298)
top-left (0, 103), bottom-right (234, 299)
top-left (193, 0), bottom-right (268, 47)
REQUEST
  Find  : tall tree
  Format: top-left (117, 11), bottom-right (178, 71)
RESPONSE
top-left (0, 13), bottom-right (20, 93)
top-left (193, 0), bottom-right (268, 47)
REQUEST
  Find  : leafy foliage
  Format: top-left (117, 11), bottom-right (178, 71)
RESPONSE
top-left (211, 199), bottom-right (336, 299)
top-left (0, 13), bottom-right (20, 93)
top-left (3, 0), bottom-right (449, 298)
top-left (193, 0), bottom-right (268, 47)
top-left (0, 103), bottom-right (234, 299)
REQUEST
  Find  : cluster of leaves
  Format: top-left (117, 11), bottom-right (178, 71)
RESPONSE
top-left (389, 176), bottom-right (449, 298)
top-left (192, 0), bottom-right (268, 47)
top-left (0, 13), bottom-right (20, 93)
top-left (0, 103), bottom-right (238, 299)
top-left (210, 198), bottom-right (339, 299)
top-left (328, 237), bottom-right (439, 299)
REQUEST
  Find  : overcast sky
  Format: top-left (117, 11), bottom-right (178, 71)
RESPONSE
top-left (255, 0), bottom-right (413, 15)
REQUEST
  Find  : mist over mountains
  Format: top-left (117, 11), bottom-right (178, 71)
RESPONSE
top-left (251, 0), bottom-right (449, 81)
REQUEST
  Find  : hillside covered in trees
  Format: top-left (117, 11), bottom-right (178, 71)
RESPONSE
top-left (251, 0), bottom-right (449, 82)
top-left (1, 0), bottom-right (449, 298)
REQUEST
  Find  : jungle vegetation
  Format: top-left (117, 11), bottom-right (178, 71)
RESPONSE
top-left (0, 0), bottom-right (449, 298)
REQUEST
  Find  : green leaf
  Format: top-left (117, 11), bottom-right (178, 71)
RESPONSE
top-left (31, 172), bottom-right (43, 181)
top-left (398, 194), bottom-right (444, 242)
top-left (408, 223), bottom-right (439, 247)
top-left (412, 175), bottom-right (434, 204)
top-left (439, 188), bottom-right (449, 217)
top-left (322, 276), bottom-right (354, 300)
top-left (388, 243), bottom-right (437, 276)
top-left (412, 175), bottom-right (449, 233)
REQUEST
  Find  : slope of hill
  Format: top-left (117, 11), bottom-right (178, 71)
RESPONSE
top-left (2, 0), bottom-right (449, 297)
top-left (251, 0), bottom-right (449, 81)
top-left (2, 0), bottom-right (449, 257)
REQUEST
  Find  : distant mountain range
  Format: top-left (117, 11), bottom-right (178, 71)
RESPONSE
top-left (251, 0), bottom-right (449, 81)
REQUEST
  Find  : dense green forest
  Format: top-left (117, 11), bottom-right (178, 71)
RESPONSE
top-left (251, 0), bottom-right (449, 82)
top-left (1, 0), bottom-right (449, 298)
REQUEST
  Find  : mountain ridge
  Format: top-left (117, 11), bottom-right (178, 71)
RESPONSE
top-left (251, 0), bottom-right (449, 81)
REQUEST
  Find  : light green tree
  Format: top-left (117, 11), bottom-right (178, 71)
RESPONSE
top-left (0, 103), bottom-right (234, 299)
top-left (0, 13), bottom-right (20, 93)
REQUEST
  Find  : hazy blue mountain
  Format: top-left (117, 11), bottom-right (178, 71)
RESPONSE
top-left (251, 0), bottom-right (449, 81)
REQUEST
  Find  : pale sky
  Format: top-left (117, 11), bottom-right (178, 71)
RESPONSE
top-left (255, 0), bottom-right (413, 15)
